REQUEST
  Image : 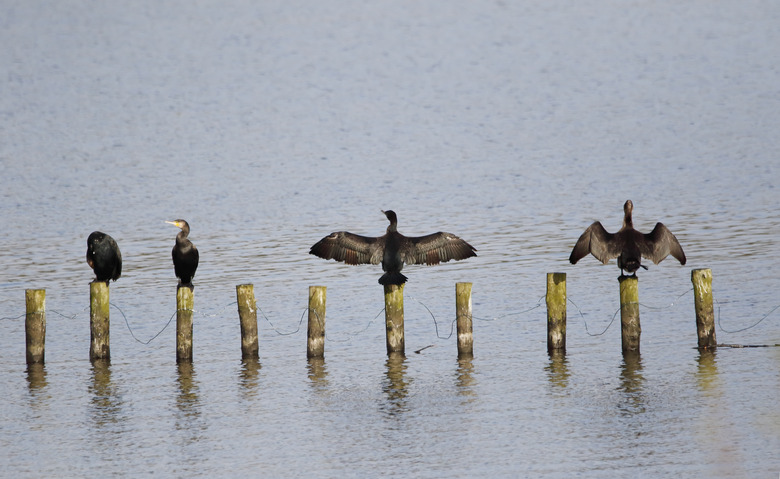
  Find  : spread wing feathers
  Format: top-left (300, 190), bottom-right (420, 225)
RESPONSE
top-left (569, 222), bottom-right (619, 264)
top-left (400, 232), bottom-right (477, 266)
top-left (640, 223), bottom-right (687, 265)
top-left (309, 232), bottom-right (384, 265)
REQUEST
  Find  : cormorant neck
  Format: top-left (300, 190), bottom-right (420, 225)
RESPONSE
top-left (383, 210), bottom-right (398, 233)
top-left (623, 200), bottom-right (634, 229)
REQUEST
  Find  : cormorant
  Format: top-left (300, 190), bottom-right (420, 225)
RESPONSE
top-left (166, 219), bottom-right (199, 289)
top-left (309, 210), bottom-right (477, 285)
top-left (569, 200), bottom-right (686, 276)
top-left (86, 231), bottom-right (122, 284)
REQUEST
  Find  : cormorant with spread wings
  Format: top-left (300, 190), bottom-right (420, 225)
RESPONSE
top-left (569, 200), bottom-right (686, 276)
top-left (310, 210), bottom-right (477, 285)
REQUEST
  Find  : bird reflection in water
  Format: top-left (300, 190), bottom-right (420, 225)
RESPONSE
top-left (382, 353), bottom-right (410, 417)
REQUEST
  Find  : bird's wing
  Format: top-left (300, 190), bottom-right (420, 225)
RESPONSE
top-left (400, 232), bottom-right (477, 265)
top-left (109, 237), bottom-right (122, 279)
top-left (641, 223), bottom-right (686, 265)
top-left (569, 221), bottom-right (618, 264)
top-left (309, 232), bottom-right (384, 265)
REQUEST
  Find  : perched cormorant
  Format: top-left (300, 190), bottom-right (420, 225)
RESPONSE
top-left (309, 210), bottom-right (477, 285)
top-left (86, 231), bottom-right (122, 284)
top-left (166, 219), bottom-right (199, 289)
top-left (569, 200), bottom-right (686, 276)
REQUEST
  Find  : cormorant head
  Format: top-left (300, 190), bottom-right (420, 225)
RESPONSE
top-left (382, 210), bottom-right (398, 223)
top-left (88, 231), bottom-right (106, 246)
top-left (165, 219), bottom-right (191, 235)
top-left (382, 210), bottom-right (398, 232)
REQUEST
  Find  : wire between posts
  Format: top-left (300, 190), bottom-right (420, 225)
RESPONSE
top-left (716, 299), bottom-right (780, 334)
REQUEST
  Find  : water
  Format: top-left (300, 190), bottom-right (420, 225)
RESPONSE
top-left (1, 0), bottom-right (779, 477)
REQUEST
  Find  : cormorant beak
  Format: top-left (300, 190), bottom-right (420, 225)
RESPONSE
top-left (165, 220), bottom-right (180, 228)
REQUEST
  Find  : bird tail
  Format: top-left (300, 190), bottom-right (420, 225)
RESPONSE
top-left (378, 272), bottom-right (408, 286)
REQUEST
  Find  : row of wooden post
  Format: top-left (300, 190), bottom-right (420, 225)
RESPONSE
top-left (22, 269), bottom-right (716, 365)
top-left (546, 268), bottom-right (717, 354)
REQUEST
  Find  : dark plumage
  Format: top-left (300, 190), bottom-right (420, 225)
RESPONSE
top-left (309, 210), bottom-right (477, 285)
top-left (166, 219), bottom-right (199, 289)
top-left (86, 231), bottom-right (122, 284)
top-left (569, 200), bottom-right (686, 276)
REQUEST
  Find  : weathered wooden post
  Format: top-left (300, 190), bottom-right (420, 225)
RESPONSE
top-left (692, 268), bottom-right (716, 349)
top-left (546, 273), bottom-right (567, 353)
top-left (176, 286), bottom-right (194, 363)
top-left (90, 281), bottom-right (110, 361)
top-left (307, 285), bottom-right (327, 359)
top-left (619, 275), bottom-right (640, 354)
top-left (25, 289), bottom-right (46, 364)
top-left (236, 284), bottom-right (259, 359)
top-left (384, 284), bottom-right (405, 355)
top-left (456, 282), bottom-right (473, 357)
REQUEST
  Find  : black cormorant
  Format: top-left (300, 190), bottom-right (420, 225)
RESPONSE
top-left (86, 231), bottom-right (122, 284)
top-left (569, 200), bottom-right (686, 276)
top-left (309, 210), bottom-right (477, 285)
top-left (166, 219), bottom-right (199, 289)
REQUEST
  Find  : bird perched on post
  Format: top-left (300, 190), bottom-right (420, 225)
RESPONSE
top-left (166, 219), bottom-right (199, 289)
top-left (86, 231), bottom-right (122, 285)
top-left (309, 210), bottom-right (477, 285)
top-left (569, 200), bottom-right (686, 276)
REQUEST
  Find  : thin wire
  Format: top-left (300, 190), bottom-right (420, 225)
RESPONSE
top-left (716, 299), bottom-right (780, 334)
top-left (0, 312), bottom-right (28, 321)
top-left (112, 302), bottom-right (175, 345)
top-left (638, 287), bottom-right (693, 310)
top-left (192, 301), bottom-right (237, 319)
top-left (257, 304), bottom-right (306, 336)
top-left (404, 293), bottom-right (456, 340)
top-left (567, 297), bottom-right (619, 337)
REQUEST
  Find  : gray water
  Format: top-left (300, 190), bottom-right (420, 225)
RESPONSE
top-left (1, 1), bottom-right (779, 477)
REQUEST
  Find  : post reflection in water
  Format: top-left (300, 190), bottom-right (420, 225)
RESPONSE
top-left (455, 356), bottom-right (476, 398)
top-left (89, 359), bottom-right (124, 428)
top-left (545, 350), bottom-right (570, 391)
top-left (307, 357), bottom-right (329, 392)
top-left (382, 353), bottom-right (410, 417)
top-left (695, 350), bottom-right (744, 476)
top-left (26, 363), bottom-right (48, 396)
top-left (617, 352), bottom-right (645, 416)
top-left (239, 358), bottom-right (262, 398)
top-left (695, 350), bottom-right (719, 391)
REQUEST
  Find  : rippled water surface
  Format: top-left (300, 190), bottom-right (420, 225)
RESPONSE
top-left (1, 1), bottom-right (779, 477)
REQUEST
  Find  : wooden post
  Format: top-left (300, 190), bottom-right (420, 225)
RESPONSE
top-left (384, 283), bottom-right (405, 356)
top-left (619, 275), bottom-right (640, 354)
top-left (176, 286), bottom-right (194, 363)
top-left (90, 281), bottom-right (110, 361)
top-left (692, 268), bottom-right (716, 349)
top-left (456, 282), bottom-right (473, 357)
top-left (25, 289), bottom-right (46, 364)
top-left (236, 284), bottom-right (259, 359)
top-left (307, 285), bottom-right (327, 359)
top-left (546, 272), bottom-right (566, 353)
